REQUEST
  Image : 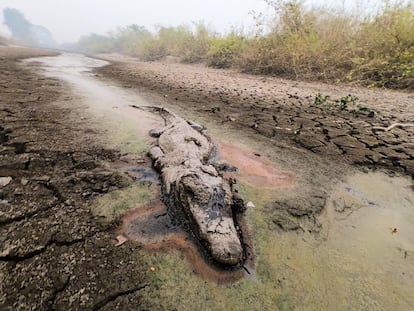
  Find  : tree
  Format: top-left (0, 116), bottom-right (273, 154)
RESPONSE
top-left (2, 7), bottom-right (56, 48)
top-left (3, 8), bottom-right (33, 44)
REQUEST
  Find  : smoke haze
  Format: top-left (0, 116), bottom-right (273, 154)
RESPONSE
top-left (0, 0), bottom-right (269, 43)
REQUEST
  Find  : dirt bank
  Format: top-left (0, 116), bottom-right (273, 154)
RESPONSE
top-left (96, 57), bottom-right (413, 177)
top-left (0, 47), bottom-right (153, 310)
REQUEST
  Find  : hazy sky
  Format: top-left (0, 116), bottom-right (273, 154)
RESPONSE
top-left (0, 0), bottom-right (395, 43)
top-left (0, 0), bottom-right (269, 43)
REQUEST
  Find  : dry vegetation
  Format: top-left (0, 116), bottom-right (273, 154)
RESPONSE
top-left (77, 0), bottom-right (414, 89)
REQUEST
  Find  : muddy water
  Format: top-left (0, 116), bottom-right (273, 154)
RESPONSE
top-left (25, 53), bottom-right (414, 310)
top-left (24, 54), bottom-right (163, 148)
top-left (119, 200), bottom-right (246, 283)
top-left (265, 171), bottom-right (414, 310)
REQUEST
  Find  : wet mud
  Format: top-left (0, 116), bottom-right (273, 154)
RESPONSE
top-left (216, 139), bottom-right (295, 189)
top-left (117, 200), bottom-right (253, 284)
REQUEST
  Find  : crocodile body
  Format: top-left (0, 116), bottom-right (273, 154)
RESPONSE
top-left (146, 107), bottom-right (243, 266)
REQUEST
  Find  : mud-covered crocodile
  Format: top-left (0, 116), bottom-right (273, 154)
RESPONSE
top-left (136, 106), bottom-right (244, 266)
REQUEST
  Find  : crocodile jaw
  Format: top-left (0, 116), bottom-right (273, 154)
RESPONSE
top-left (178, 174), bottom-right (243, 266)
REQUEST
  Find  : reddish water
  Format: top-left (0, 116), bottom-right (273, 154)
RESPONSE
top-left (117, 200), bottom-right (253, 284)
top-left (216, 140), bottom-right (295, 189)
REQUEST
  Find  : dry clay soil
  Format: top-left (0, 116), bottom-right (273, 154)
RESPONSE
top-left (0, 47), bottom-right (413, 310)
top-left (97, 56), bottom-right (414, 177)
top-left (0, 47), bottom-right (154, 310)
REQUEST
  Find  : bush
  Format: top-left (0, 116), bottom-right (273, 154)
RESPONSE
top-left (76, 34), bottom-right (115, 53)
top-left (157, 25), bottom-right (192, 57)
top-left (239, 1), bottom-right (356, 80)
top-left (351, 3), bottom-right (414, 88)
top-left (111, 25), bottom-right (152, 57)
top-left (139, 37), bottom-right (167, 61)
top-left (236, 0), bottom-right (414, 89)
top-left (73, 1), bottom-right (414, 90)
top-left (206, 34), bottom-right (243, 68)
top-left (125, 23), bottom-right (213, 63)
top-left (179, 23), bottom-right (213, 63)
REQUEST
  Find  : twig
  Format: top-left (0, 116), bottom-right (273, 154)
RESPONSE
top-left (372, 123), bottom-right (414, 132)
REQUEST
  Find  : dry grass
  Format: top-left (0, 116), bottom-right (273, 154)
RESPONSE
top-left (237, 0), bottom-right (414, 89)
top-left (76, 1), bottom-right (414, 89)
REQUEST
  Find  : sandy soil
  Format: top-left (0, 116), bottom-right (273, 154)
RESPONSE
top-left (0, 47), bottom-right (153, 310)
top-left (96, 56), bottom-right (414, 177)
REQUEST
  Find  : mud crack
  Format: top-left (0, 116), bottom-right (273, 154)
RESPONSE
top-left (91, 284), bottom-right (149, 311)
top-left (48, 276), bottom-right (71, 311)
top-left (0, 234), bottom-right (95, 263)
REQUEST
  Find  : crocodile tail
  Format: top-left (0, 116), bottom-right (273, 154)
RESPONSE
top-left (129, 105), bottom-right (177, 124)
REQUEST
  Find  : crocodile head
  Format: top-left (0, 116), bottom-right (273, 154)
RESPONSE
top-left (177, 173), bottom-right (244, 266)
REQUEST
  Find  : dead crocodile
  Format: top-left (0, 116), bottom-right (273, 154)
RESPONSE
top-left (137, 106), bottom-right (244, 266)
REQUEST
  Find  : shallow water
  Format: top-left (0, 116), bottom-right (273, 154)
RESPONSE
top-left (25, 53), bottom-right (414, 310)
top-left (24, 53), bottom-right (163, 145)
top-left (266, 171), bottom-right (414, 310)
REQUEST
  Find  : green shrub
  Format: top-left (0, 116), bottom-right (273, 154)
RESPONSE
top-left (76, 34), bottom-right (115, 53)
top-left (239, 1), bottom-right (356, 80)
top-left (206, 34), bottom-right (243, 68)
top-left (139, 37), bottom-right (167, 61)
top-left (179, 23), bottom-right (213, 63)
top-left (125, 23), bottom-right (213, 63)
top-left (111, 24), bottom-right (153, 56)
top-left (157, 25), bottom-right (192, 57)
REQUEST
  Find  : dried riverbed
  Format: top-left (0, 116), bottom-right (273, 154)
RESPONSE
top-left (1, 48), bottom-right (413, 310)
top-left (97, 56), bottom-right (414, 177)
top-left (0, 47), bottom-right (154, 310)
top-left (95, 55), bottom-right (414, 310)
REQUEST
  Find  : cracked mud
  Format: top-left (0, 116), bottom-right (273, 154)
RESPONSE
top-left (97, 58), bottom-right (413, 177)
top-left (0, 47), bottom-right (153, 310)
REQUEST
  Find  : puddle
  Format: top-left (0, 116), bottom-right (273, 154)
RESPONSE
top-left (117, 199), bottom-right (252, 284)
top-left (264, 171), bottom-right (414, 309)
top-left (24, 53), bottom-right (163, 142)
top-left (325, 171), bottom-right (414, 267)
top-left (106, 157), bottom-right (160, 184)
top-left (216, 140), bottom-right (294, 189)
